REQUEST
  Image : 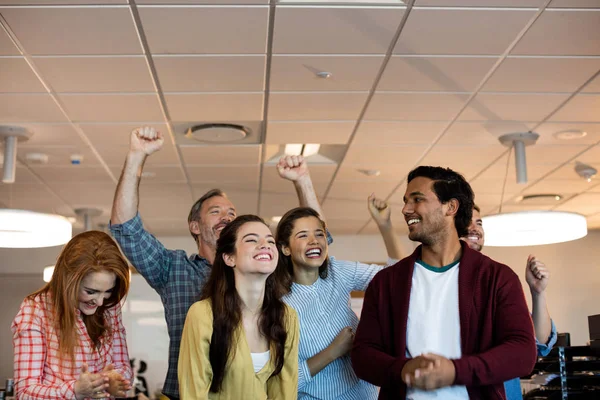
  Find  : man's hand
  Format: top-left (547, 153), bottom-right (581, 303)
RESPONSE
top-left (102, 364), bottom-right (132, 397)
top-left (130, 126), bottom-right (164, 156)
top-left (409, 353), bottom-right (456, 391)
top-left (277, 155), bottom-right (310, 182)
top-left (401, 356), bottom-right (435, 387)
top-left (526, 255), bottom-right (550, 295)
top-left (368, 193), bottom-right (391, 225)
top-left (74, 364), bottom-right (109, 399)
top-left (327, 327), bottom-right (355, 360)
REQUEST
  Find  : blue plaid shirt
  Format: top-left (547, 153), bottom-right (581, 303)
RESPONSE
top-left (110, 213), bottom-right (211, 399)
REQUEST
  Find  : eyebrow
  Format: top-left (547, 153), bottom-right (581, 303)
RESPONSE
top-left (403, 191), bottom-right (426, 202)
top-left (294, 228), bottom-right (325, 236)
top-left (242, 233), bottom-right (274, 240)
top-left (207, 205), bottom-right (236, 213)
top-left (84, 286), bottom-right (115, 292)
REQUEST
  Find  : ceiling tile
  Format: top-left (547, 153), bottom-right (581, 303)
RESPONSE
top-left (33, 56), bottom-right (154, 93)
top-left (327, 180), bottom-right (399, 202)
top-left (270, 55), bottom-right (383, 91)
top-left (354, 121), bottom-right (447, 145)
top-left (415, 0), bottom-right (543, 5)
top-left (576, 144), bottom-right (600, 165)
top-left (342, 144), bottom-right (429, 167)
top-left (0, 183), bottom-right (68, 213)
top-left (523, 179), bottom-right (595, 195)
top-left (0, 58), bottom-right (45, 93)
top-left (554, 193), bottom-right (600, 215)
top-left (524, 144), bottom-right (589, 165)
top-left (266, 121), bottom-right (354, 144)
top-left (95, 144), bottom-right (180, 166)
top-left (0, 25), bottom-right (19, 55)
top-left (165, 93), bottom-right (263, 122)
top-left (48, 182), bottom-right (115, 211)
top-left (483, 57), bottom-right (600, 93)
top-left (548, 94), bottom-right (600, 122)
top-left (180, 145), bottom-right (260, 166)
top-left (0, 94), bottom-right (66, 122)
top-left (582, 73), bottom-right (600, 93)
top-left (395, 8), bottom-right (535, 55)
top-left (79, 123), bottom-right (169, 147)
top-left (154, 55), bottom-right (265, 92)
top-left (273, 6), bottom-right (405, 54)
top-left (586, 212), bottom-right (600, 230)
top-left (322, 198), bottom-right (367, 220)
top-left (0, 167), bottom-right (42, 185)
top-left (534, 122), bottom-right (600, 145)
top-left (268, 92), bottom-right (368, 121)
top-left (0, 6), bottom-right (142, 55)
top-left (366, 93), bottom-right (468, 120)
top-left (28, 165), bottom-right (113, 183)
top-left (58, 94), bottom-right (164, 122)
top-left (379, 56), bottom-right (497, 92)
top-left (139, 0), bottom-right (267, 3)
top-left (186, 165), bottom-right (259, 184)
top-left (0, 1), bottom-right (126, 3)
top-left (439, 121), bottom-right (536, 146)
top-left (459, 93), bottom-right (570, 121)
top-left (258, 193), bottom-right (300, 217)
top-left (545, 162), bottom-right (598, 180)
top-left (420, 145), bottom-right (506, 173)
top-left (512, 9), bottom-right (600, 56)
top-left (139, 6), bottom-right (268, 54)
top-left (14, 123), bottom-right (84, 147)
top-left (335, 164), bottom-right (408, 182)
top-left (549, 0), bottom-right (600, 7)
top-left (110, 165), bottom-right (186, 182)
top-left (17, 144), bottom-right (101, 167)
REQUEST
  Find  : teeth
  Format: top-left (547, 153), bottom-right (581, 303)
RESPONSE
top-left (468, 236), bottom-right (478, 240)
top-left (408, 219), bottom-right (420, 226)
top-left (306, 249), bottom-right (321, 256)
top-left (255, 254), bottom-right (271, 260)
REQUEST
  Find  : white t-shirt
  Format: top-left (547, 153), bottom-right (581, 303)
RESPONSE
top-left (406, 260), bottom-right (469, 400)
top-left (251, 350), bottom-right (270, 373)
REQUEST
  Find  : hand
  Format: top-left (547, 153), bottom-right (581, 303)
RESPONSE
top-left (410, 353), bottom-right (456, 391)
top-left (102, 364), bottom-right (132, 397)
top-left (74, 364), bottom-right (109, 399)
top-left (277, 155), bottom-right (310, 182)
top-left (525, 255), bottom-right (550, 295)
top-left (401, 356), bottom-right (436, 387)
top-left (130, 126), bottom-right (164, 156)
top-left (368, 193), bottom-right (391, 225)
top-left (328, 327), bottom-right (354, 360)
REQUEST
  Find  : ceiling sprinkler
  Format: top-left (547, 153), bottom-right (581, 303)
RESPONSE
top-left (574, 162), bottom-right (597, 183)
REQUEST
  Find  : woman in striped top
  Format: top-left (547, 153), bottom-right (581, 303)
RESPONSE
top-left (276, 195), bottom-right (404, 400)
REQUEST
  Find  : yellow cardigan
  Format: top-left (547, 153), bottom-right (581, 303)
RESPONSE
top-left (178, 299), bottom-right (299, 400)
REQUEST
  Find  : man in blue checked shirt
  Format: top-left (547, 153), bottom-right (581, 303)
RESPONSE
top-left (110, 126), bottom-right (325, 400)
top-left (462, 204), bottom-right (558, 400)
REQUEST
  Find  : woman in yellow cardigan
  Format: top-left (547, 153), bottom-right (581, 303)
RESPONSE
top-left (178, 215), bottom-right (299, 400)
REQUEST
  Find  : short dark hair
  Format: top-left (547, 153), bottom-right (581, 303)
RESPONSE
top-left (473, 204), bottom-right (481, 213)
top-left (407, 166), bottom-right (474, 238)
top-left (187, 189), bottom-right (228, 243)
top-left (275, 207), bottom-right (329, 292)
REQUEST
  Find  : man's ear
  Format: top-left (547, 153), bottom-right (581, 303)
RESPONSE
top-left (189, 220), bottom-right (201, 235)
top-left (445, 198), bottom-right (460, 217)
top-left (223, 252), bottom-right (236, 268)
top-left (281, 245), bottom-right (292, 257)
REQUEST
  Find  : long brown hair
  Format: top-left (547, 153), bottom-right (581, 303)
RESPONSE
top-left (200, 215), bottom-right (289, 393)
top-left (275, 207), bottom-right (329, 293)
top-left (28, 230), bottom-right (130, 361)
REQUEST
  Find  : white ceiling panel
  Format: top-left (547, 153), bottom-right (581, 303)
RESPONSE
top-left (415, 0), bottom-right (543, 5)
top-left (419, 144), bottom-right (506, 171)
top-left (379, 56), bottom-right (497, 92)
top-left (0, 26), bottom-right (19, 55)
top-left (0, 94), bottom-right (66, 122)
top-left (47, 182), bottom-right (114, 210)
top-left (0, 58), bottom-right (45, 93)
top-left (12, 124), bottom-right (83, 147)
top-left (180, 145), bottom-right (260, 166)
top-left (58, 94), bottom-right (163, 122)
top-left (512, 9), bottom-right (600, 56)
top-left (165, 93), bottom-right (263, 122)
top-left (354, 121), bottom-right (447, 145)
top-left (549, 0), bottom-right (600, 7)
top-left (322, 197), bottom-right (367, 220)
top-left (395, 8), bottom-right (535, 55)
top-left (582, 73), bottom-right (600, 93)
top-left (270, 55), bottom-right (383, 91)
top-left (258, 192), bottom-right (302, 217)
top-left (0, 7), bottom-right (142, 55)
top-left (534, 122), bottom-right (600, 145)
top-left (459, 93), bottom-right (570, 121)
top-left (0, 183), bottom-right (68, 213)
top-left (33, 56), bottom-right (154, 93)
top-left (554, 193), bottom-right (600, 216)
top-left (327, 179), bottom-right (399, 201)
top-left (139, 6), bottom-right (269, 54)
top-left (366, 93), bottom-right (468, 120)
top-left (266, 121), bottom-right (354, 144)
top-left (523, 179), bottom-right (595, 195)
top-left (110, 165), bottom-right (186, 182)
top-left (439, 121), bottom-right (536, 146)
top-left (261, 164), bottom-right (334, 197)
top-left (548, 94), bottom-right (600, 122)
top-left (154, 55), bottom-right (265, 92)
top-left (95, 144), bottom-right (180, 166)
top-left (545, 162), bottom-right (598, 180)
top-left (79, 123), bottom-right (169, 147)
top-left (28, 165), bottom-right (113, 183)
top-left (1, 167), bottom-right (43, 185)
top-left (343, 144), bottom-right (429, 167)
top-left (335, 164), bottom-right (409, 182)
top-left (273, 6), bottom-right (405, 54)
top-left (17, 144), bottom-right (101, 166)
top-left (0, 1), bottom-right (126, 3)
top-left (138, 0), bottom-right (267, 3)
top-left (525, 144), bottom-right (589, 165)
top-left (483, 58), bottom-right (600, 93)
top-left (186, 165), bottom-right (259, 184)
top-left (268, 92), bottom-right (368, 120)
top-left (576, 144), bottom-right (600, 165)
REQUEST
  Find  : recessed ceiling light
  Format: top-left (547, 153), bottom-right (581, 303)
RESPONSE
top-left (185, 123), bottom-right (249, 143)
top-left (553, 129), bottom-right (587, 140)
top-left (357, 169), bottom-right (381, 177)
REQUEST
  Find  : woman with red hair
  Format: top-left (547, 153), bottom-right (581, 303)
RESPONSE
top-left (12, 231), bottom-right (133, 399)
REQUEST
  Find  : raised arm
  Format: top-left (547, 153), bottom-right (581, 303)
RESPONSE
top-left (277, 155), bottom-right (325, 221)
top-left (368, 193), bottom-right (403, 260)
top-left (526, 255), bottom-right (554, 348)
top-left (111, 126), bottom-right (164, 225)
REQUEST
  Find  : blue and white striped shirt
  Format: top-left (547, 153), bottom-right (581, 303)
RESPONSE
top-left (283, 257), bottom-right (389, 400)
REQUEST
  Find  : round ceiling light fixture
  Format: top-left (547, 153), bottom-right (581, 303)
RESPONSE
top-left (0, 209), bottom-right (72, 248)
top-left (185, 123), bottom-right (249, 143)
top-left (482, 211), bottom-right (587, 247)
top-left (553, 129), bottom-right (587, 140)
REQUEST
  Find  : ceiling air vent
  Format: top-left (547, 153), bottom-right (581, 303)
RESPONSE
top-left (185, 123), bottom-right (249, 143)
top-left (515, 194), bottom-right (562, 206)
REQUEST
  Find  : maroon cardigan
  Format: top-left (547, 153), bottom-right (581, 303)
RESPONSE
top-left (351, 241), bottom-right (537, 399)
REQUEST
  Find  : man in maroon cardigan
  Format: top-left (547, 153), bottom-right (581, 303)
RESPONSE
top-left (351, 166), bottom-right (537, 399)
